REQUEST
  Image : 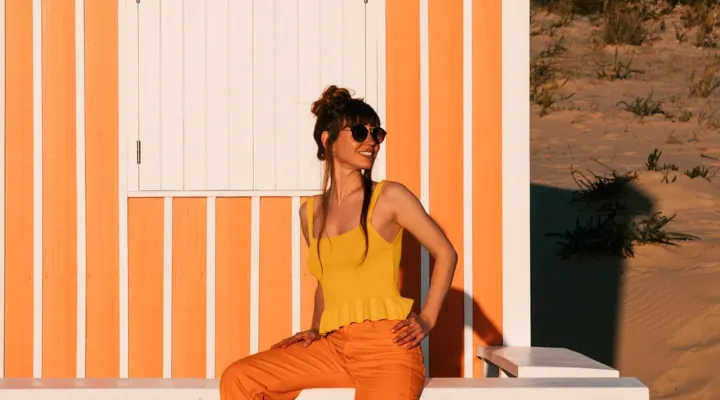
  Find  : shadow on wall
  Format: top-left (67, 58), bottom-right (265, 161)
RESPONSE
top-left (398, 235), bottom-right (503, 377)
top-left (530, 182), bottom-right (654, 368)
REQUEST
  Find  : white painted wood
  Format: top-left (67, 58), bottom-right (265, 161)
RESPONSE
top-left (0, 0), bottom-right (5, 379)
top-left (342, 0), bottom-right (367, 99)
top-left (375, 0), bottom-right (388, 182)
top-left (75, 0), bottom-right (87, 378)
top-left (159, 0), bottom-right (184, 191)
top-left (365, 0), bottom-right (384, 182)
top-left (319, 0), bottom-right (344, 91)
top-left (137, 0), bottom-right (162, 190)
top-left (462, 0), bottom-right (474, 379)
top-left (419, 0), bottom-right (431, 377)
top-left (502, 0), bottom-right (532, 346)
top-left (32, 0), bottom-right (43, 379)
top-left (249, 198), bottom-right (261, 354)
top-left (128, 0), bottom-right (376, 192)
top-left (296, 0), bottom-right (323, 191)
top-left (128, 190), bottom-right (323, 198)
top-left (477, 346), bottom-right (620, 378)
top-left (118, 0), bottom-right (131, 378)
top-left (205, 198), bottom-right (216, 379)
top-left (252, 0), bottom-right (277, 191)
top-left (125, 0), bottom-right (139, 193)
top-left (0, 377), bottom-right (650, 400)
top-left (205, 0), bottom-right (230, 190)
top-left (227, 0), bottom-right (254, 191)
top-left (274, 0), bottom-right (299, 190)
top-left (182, 0), bottom-right (207, 190)
top-left (162, 197), bottom-right (173, 378)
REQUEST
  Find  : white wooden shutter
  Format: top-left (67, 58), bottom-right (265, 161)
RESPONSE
top-left (130, 0), bottom-right (378, 193)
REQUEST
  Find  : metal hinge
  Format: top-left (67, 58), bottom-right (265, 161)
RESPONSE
top-left (136, 140), bottom-right (142, 164)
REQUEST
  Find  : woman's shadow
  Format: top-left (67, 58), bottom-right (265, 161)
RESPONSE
top-left (398, 235), bottom-right (503, 377)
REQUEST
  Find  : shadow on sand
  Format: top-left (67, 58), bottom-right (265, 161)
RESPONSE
top-left (530, 181), bottom-right (654, 367)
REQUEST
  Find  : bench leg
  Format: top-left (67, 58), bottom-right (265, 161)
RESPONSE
top-left (482, 359), bottom-right (511, 378)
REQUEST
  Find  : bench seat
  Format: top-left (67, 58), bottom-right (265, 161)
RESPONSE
top-left (477, 346), bottom-right (620, 378)
top-left (0, 377), bottom-right (648, 400)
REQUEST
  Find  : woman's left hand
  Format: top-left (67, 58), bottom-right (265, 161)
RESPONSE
top-left (391, 312), bottom-right (434, 348)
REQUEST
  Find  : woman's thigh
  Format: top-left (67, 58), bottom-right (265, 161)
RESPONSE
top-left (221, 337), bottom-right (354, 399)
top-left (344, 320), bottom-right (426, 400)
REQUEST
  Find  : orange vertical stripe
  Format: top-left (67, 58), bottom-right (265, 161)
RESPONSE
top-left (172, 198), bottom-right (207, 378)
top-left (42, 0), bottom-right (78, 378)
top-left (258, 198), bottom-right (292, 351)
top-left (215, 198), bottom-right (251, 377)
top-left (4, 0), bottom-right (34, 378)
top-left (128, 198), bottom-right (164, 378)
top-left (84, 0), bottom-right (120, 378)
top-left (472, 0), bottom-right (504, 378)
top-left (428, 0), bottom-right (465, 378)
top-left (385, 0), bottom-right (422, 316)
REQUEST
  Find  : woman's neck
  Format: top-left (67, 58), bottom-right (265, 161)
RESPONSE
top-left (329, 168), bottom-right (365, 203)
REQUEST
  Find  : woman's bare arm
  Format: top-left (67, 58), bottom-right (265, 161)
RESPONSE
top-left (384, 181), bottom-right (458, 328)
top-left (310, 285), bottom-right (325, 331)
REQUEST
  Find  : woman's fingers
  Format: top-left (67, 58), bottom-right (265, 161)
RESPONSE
top-left (390, 319), bottom-right (409, 333)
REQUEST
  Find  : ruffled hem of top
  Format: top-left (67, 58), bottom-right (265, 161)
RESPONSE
top-left (318, 296), bottom-right (414, 335)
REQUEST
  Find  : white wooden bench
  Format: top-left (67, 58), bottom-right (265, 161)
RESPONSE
top-left (0, 376), bottom-right (649, 400)
top-left (477, 346), bottom-right (620, 378)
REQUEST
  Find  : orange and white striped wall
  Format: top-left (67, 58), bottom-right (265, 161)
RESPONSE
top-left (1, 0), bottom-right (529, 381)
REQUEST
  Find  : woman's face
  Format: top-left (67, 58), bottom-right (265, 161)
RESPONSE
top-left (328, 124), bottom-right (383, 171)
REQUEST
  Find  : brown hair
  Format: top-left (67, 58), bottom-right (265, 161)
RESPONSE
top-left (310, 85), bottom-right (382, 267)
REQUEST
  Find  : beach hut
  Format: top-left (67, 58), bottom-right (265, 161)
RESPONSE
top-left (0, 0), bottom-right (647, 398)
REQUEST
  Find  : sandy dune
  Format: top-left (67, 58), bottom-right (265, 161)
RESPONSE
top-left (531, 4), bottom-right (720, 399)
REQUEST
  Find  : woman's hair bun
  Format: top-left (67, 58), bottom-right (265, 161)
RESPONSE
top-left (311, 85), bottom-right (352, 117)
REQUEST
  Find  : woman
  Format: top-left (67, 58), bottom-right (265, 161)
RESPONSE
top-left (220, 85), bottom-right (457, 400)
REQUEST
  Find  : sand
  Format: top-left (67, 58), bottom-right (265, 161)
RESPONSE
top-left (530, 5), bottom-right (720, 399)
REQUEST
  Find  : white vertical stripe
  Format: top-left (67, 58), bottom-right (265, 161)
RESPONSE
top-left (502, 0), bottom-right (531, 346)
top-left (32, 0), bottom-right (43, 379)
top-left (76, 0), bottom-right (87, 379)
top-left (206, 197), bottom-right (216, 378)
top-left (377, 0), bottom-right (387, 182)
top-left (0, 0), bottom-right (5, 379)
top-left (249, 197), bottom-right (261, 354)
top-left (291, 197), bottom-right (301, 334)
top-left (462, 0), bottom-right (474, 378)
top-left (419, 0), bottom-right (430, 377)
top-left (118, 0), bottom-right (130, 378)
top-left (162, 197), bottom-right (173, 377)
top-left (372, 0), bottom-right (387, 182)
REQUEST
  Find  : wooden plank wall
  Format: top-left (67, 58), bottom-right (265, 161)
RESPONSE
top-left (1, 0), bottom-right (504, 380)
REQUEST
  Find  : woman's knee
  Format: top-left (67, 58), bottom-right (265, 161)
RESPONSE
top-left (220, 358), bottom-right (251, 386)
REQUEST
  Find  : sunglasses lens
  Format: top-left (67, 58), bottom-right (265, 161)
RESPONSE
top-left (373, 128), bottom-right (386, 144)
top-left (350, 125), bottom-right (386, 144)
top-left (351, 126), bottom-right (368, 142)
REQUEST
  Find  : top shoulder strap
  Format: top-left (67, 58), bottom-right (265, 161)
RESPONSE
top-left (368, 180), bottom-right (386, 216)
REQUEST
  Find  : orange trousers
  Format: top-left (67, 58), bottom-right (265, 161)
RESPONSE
top-left (220, 319), bottom-right (426, 399)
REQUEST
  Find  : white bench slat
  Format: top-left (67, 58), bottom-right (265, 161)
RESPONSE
top-left (477, 346), bottom-right (620, 378)
top-left (0, 377), bottom-right (648, 400)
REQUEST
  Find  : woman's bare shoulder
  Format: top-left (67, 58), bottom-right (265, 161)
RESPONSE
top-left (379, 180), bottom-right (419, 200)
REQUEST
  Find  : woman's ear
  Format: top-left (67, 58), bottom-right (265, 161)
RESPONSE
top-left (321, 131), bottom-right (330, 149)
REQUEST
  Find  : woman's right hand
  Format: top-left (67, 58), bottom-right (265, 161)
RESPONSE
top-left (271, 328), bottom-right (321, 349)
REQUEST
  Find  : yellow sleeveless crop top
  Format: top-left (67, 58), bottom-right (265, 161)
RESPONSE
top-left (306, 181), bottom-right (414, 335)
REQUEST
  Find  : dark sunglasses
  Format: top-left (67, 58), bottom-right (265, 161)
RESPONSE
top-left (349, 125), bottom-right (386, 144)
